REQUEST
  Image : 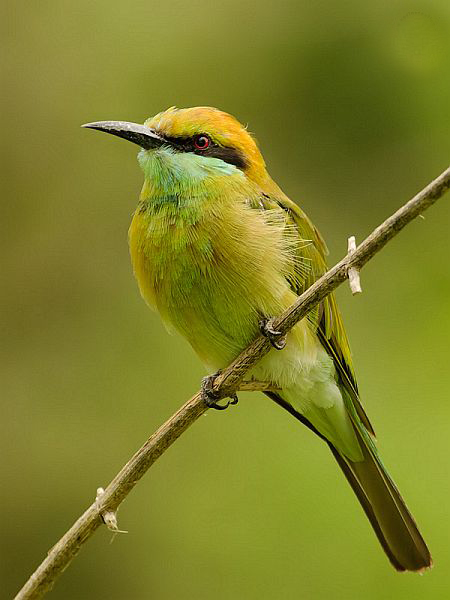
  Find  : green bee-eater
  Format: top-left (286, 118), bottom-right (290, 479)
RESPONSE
top-left (84, 107), bottom-right (431, 571)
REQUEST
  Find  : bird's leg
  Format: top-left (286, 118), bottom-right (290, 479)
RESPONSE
top-left (201, 371), bottom-right (238, 411)
top-left (259, 318), bottom-right (287, 350)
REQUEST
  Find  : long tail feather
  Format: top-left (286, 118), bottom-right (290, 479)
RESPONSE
top-left (329, 423), bottom-right (432, 572)
top-left (267, 392), bottom-right (432, 571)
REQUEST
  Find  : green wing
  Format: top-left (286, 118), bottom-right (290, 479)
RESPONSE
top-left (258, 192), bottom-right (375, 437)
top-left (254, 193), bottom-right (433, 572)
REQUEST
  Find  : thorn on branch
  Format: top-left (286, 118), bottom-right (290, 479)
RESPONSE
top-left (347, 236), bottom-right (362, 295)
top-left (96, 488), bottom-right (128, 534)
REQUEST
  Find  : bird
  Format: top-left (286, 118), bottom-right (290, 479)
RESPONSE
top-left (83, 106), bottom-right (432, 572)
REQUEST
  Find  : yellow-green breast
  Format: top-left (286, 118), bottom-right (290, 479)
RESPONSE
top-left (129, 175), bottom-right (303, 370)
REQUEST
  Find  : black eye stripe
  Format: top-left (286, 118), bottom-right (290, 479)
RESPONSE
top-left (158, 134), bottom-right (248, 171)
top-left (160, 135), bottom-right (197, 151)
top-left (202, 146), bottom-right (247, 170)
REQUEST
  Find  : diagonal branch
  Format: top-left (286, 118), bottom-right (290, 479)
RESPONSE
top-left (14, 166), bottom-right (450, 600)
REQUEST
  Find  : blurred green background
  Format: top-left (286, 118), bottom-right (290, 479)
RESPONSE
top-left (2, 1), bottom-right (450, 598)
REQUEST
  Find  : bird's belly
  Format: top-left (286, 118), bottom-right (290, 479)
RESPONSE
top-left (149, 251), bottom-right (322, 386)
top-left (157, 258), bottom-right (281, 370)
top-left (169, 271), bottom-right (322, 387)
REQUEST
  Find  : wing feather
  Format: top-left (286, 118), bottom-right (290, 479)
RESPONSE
top-left (256, 192), bottom-right (375, 437)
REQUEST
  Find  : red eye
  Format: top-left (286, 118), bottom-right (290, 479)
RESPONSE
top-left (194, 135), bottom-right (210, 150)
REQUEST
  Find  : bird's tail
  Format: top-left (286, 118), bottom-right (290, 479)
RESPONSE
top-left (328, 421), bottom-right (432, 572)
top-left (267, 392), bottom-right (432, 572)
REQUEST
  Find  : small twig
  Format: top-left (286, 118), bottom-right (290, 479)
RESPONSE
top-left (238, 380), bottom-right (281, 393)
top-left (347, 235), bottom-right (362, 294)
top-left (14, 165), bottom-right (450, 600)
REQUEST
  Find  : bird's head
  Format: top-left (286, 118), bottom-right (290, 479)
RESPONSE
top-left (83, 107), bottom-right (270, 191)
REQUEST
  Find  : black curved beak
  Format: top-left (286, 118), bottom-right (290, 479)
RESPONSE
top-left (81, 120), bottom-right (164, 150)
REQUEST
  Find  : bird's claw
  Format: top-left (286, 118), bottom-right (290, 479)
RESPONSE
top-left (201, 372), bottom-right (238, 411)
top-left (259, 318), bottom-right (287, 350)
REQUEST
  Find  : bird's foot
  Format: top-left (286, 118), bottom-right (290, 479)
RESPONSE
top-left (259, 318), bottom-right (286, 350)
top-left (201, 372), bottom-right (239, 411)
